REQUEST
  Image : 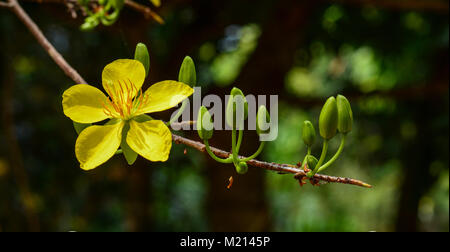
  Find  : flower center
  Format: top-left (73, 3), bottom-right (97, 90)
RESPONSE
top-left (102, 79), bottom-right (147, 120)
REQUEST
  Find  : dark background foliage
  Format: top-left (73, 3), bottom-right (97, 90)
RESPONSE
top-left (0, 0), bottom-right (448, 231)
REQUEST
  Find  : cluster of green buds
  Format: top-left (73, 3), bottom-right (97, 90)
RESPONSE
top-left (197, 89), bottom-right (270, 174)
top-left (78, 0), bottom-right (124, 30)
top-left (78, 0), bottom-right (162, 30)
top-left (300, 95), bottom-right (353, 178)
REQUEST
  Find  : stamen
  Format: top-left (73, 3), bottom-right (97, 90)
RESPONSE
top-left (102, 100), bottom-right (116, 118)
top-left (126, 80), bottom-right (133, 115)
top-left (102, 79), bottom-right (145, 119)
top-left (111, 95), bottom-right (124, 117)
top-left (104, 81), bottom-right (115, 100)
top-left (103, 107), bottom-right (113, 117)
top-left (117, 80), bottom-right (125, 107)
top-left (127, 78), bottom-right (135, 92)
top-left (133, 88), bottom-right (146, 114)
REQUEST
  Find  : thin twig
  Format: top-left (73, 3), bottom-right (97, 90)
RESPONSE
top-left (0, 1), bottom-right (12, 7)
top-left (5, 0), bottom-right (372, 188)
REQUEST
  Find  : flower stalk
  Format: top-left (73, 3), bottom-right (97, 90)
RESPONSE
top-left (302, 94), bottom-right (353, 178)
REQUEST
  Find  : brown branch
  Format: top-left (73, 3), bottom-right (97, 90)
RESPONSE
top-left (5, 0), bottom-right (372, 189)
top-left (172, 134), bottom-right (372, 188)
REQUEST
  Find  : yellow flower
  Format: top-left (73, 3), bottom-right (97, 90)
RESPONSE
top-left (62, 59), bottom-right (194, 170)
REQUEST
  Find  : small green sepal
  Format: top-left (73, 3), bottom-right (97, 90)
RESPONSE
top-left (236, 161), bottom-right (248, 174)
top-left (306, 155), bottom-right (318, 171)
top-left (302, 120), bottom-right (316, 147)
top-left (197, 106), bottom-right (214, 140)
top-left (73, 121), bottom-right (91, 135)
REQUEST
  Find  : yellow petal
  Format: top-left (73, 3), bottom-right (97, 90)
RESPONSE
top-left (75, 121), bottom-right (124, 170)
top-left (138, 80), bottom-right (194, 114)
top-left (126, 119), bottom-right (172, 162)
top-left (102, 59), bottom-right (146, 99)
top-left (62, 84), bottom-right (111, 123)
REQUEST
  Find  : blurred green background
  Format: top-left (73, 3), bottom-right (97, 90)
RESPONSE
top-left (0, 0), bottom-right (448, 232)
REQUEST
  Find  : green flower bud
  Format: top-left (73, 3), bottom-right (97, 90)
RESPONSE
top-left (197, 106), bottom-right (213, 140)
top-left (226, 87), bottom-right (248, 129)
top-left (306, 155), bottom-right (318, 170)
top-left (319, 96), bottom-right (338, 140)
top-left (178, 56), bottom-right (196, 86)
top-left (256, 105), bottom-right (270, 135)
top-left (134, 43), bottom-right (150, 77)
top-left (336, 94), bottom-right (353, 134)
top-left (236, 161), bottom-right (248, 174)
top-left (302, 120), bottom-right (316, 147)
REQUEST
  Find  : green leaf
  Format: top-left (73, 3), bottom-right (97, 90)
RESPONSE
top-left (121, 122), bottom-right (138, 165)
top-left (73, 121), bottom-right (91, 135)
